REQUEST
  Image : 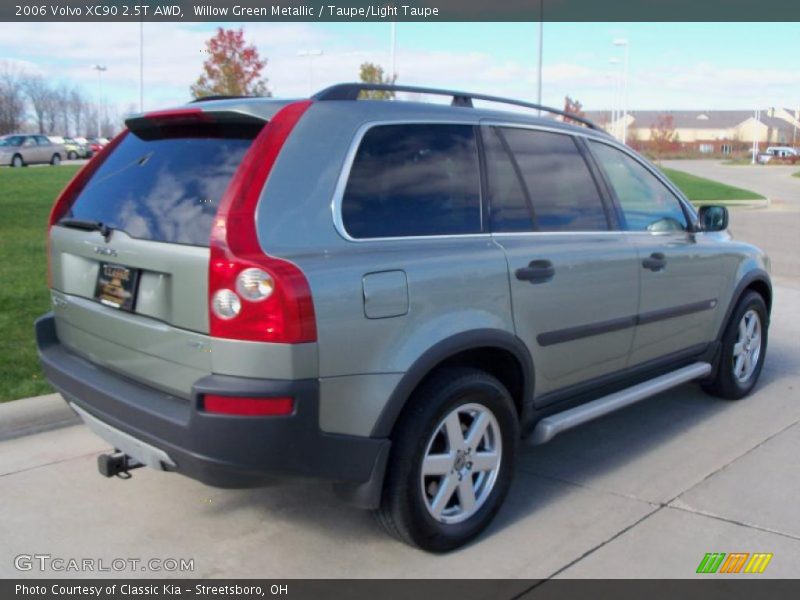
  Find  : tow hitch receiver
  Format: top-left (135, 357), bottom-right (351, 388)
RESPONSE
top-left (97, 451), bottom-right (144, 479)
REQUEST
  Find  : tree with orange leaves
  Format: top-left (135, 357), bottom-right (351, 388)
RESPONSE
top-left (191, 28), bottom-right (271, 98)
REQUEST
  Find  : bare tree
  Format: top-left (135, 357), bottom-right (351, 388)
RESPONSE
top-left (56, 84), bottom-right (71, 136)
top-left (23, 76), bottom-right (51, 134)
top-left (0, 61), bottom-right (27, 134)
top-left (69, 89), bottom-right (86, 136)
top-left (44, 88), bottom-right (60, 134)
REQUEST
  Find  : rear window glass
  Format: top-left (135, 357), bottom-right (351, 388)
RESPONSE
top-left (64, 124), bottom-right (259, 246)
top-left (341, 124), bottom-right (481, 238)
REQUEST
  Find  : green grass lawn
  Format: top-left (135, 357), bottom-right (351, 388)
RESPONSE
top-left (661, 168), bottom-right (764, 203)
top-left (0, 166), bottom-right (79, 402)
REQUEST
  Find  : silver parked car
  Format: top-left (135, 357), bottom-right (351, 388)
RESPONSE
top-left (36, 84), bottom-right (771, 552)
top-left (0, 134), bottom-right (65, 166)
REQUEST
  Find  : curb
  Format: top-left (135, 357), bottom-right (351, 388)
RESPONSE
top-left (0, 393), bottom-right (80, 442)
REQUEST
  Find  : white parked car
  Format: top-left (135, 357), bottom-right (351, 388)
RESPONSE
top-left (0, 134), bottom-right (65, 167)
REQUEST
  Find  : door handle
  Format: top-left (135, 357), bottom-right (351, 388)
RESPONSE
top-left (642, 252), bottom-right (667, 271)
top-left (516, 260), bottom-right (555, 284)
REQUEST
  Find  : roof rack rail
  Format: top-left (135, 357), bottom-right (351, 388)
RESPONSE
top-left (312, 83), bottom-right (603, 131)
top-left (190, 95), bottom-right (252, 103)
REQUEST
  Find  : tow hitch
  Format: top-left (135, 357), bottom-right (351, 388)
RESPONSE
top-left (97, 451), bottom-right (144, 479)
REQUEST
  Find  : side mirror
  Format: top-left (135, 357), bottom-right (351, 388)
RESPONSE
top-left (698, 205), bottom-right (729, 232)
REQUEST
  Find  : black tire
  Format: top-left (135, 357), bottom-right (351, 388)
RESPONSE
top-left (377, 367), bottom-right (519, 552)
top-left (50, 154), bottom-right (61, 166)
top-left (703, 291), bottom-right (768, 400)
top-left (11, 154), bottom-right (23, 167)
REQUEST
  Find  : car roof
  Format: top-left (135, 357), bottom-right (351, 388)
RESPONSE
top-left (130, 84), bottom-right (610, 142)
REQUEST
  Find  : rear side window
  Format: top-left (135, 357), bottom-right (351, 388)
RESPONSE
top-left (341, 124), bottom-right (481, 238)
top-left (64, 123), bottom-right (259, 246)
top-left (482, 126), bottom-right (534, 232)
top-left (495, 127), bottom-right (609, 232)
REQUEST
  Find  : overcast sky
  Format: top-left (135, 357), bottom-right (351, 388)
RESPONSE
top-left (1, 22), bottom-right (798, 114)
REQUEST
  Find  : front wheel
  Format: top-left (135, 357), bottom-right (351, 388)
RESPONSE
top-left (50, 154), bottom-right (61, 166)
top-left (703, 291), bottom-right (768, 399)
top-left (377, 368), bottom-right (519, 552)
top-left (11, 154), bottom-right (23, 167)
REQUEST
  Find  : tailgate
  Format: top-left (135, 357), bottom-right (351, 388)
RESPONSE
top-left (47, 114), bottom-right (261, 398)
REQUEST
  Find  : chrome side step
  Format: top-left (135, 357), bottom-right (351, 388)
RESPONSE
top-left (527, 362), bottom-right (712, 445)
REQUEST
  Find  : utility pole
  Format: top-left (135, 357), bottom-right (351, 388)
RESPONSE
top-left (138, 21), bottom-right (144, 112)
top-left (536, 0), bottom-right (543, 114)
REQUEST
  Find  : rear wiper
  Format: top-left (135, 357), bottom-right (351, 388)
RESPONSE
top-left (57, 217), bottom-right (113, 240)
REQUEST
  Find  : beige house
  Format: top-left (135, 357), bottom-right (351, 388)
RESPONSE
top-left (586, 108), bottom-right (799, 154)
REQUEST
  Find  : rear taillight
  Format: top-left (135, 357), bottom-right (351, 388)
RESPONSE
top-left (47, 130), bottom-right (128, 286)
top-left (208, 100), bottom-right (317, 344)
top-left (203, 394), bottom-right (294, 416)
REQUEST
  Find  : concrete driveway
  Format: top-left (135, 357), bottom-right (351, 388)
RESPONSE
top-left (2, 281), bottom-right (798, 579)
top-left (662, 160), bottom-right (800, 282)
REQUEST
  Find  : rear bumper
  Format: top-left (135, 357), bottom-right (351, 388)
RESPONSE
top-left (35, 313), bottom-right (390, 493)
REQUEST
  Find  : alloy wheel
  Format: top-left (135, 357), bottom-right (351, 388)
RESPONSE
top-left (420, 403), bottom-right (502, 525)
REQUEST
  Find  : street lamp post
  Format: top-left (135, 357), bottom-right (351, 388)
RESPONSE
top-left (390, 22), bottom-right (397, 82)
top-left (752, 109), bottom-right (761, 164)
top-left (608, 57), bottom-right (621, 140)
top-left (297, 50), bottom-right (323, 95)
top-left (93, 64), bottom-right (107, 138)
top-left (139, 21), bottom-right (144, 112)
top-left (613, 38), bottom-right (629, 144)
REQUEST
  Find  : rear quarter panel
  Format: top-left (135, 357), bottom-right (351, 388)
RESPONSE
top-left (257, 102), bottom-right (516, 435)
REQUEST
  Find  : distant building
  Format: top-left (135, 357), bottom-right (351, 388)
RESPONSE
top-left (585, 108), bottom-right (799, 154)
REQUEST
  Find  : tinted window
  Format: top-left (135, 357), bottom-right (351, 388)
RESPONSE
top-left (35, 136), bottom-right (51, 145)
top-left (65, 124), bottom-right (258, 246)
top-left (483, 126), bottom-right (534, 232)
top-left (342, 124), bottom-right (481, 238)
top-left (498, 127), bottom-right (609, 232)
top-left (589, 141), bottom-right (688, 232)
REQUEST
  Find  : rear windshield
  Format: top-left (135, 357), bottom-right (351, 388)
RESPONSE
top-left (64, 123), bottom-right (260, 246)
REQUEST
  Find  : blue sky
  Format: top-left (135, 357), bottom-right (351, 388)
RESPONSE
top-left (1, 22), bottom-right (798, 114)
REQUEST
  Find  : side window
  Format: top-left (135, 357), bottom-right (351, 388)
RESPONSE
top-left (482, 126), bottom-right (534, 232)
top-left (36, 136), bottom-right (51, 145)
top-left (342, 124), bottom-right (481, 238)
top-left (589, 141), bottom-right (688, 232)
top-left (497, 127), bottom-right (609, 232)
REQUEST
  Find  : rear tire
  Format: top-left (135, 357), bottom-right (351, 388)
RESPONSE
top-left (377, 367), bottom-right (519, 552)
top-left (703, 291), bottom-right (768, 400)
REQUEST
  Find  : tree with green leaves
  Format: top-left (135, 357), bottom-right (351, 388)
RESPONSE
top-left (191, 28), bottom-right (271, 99)
top-left (358, 62), bottom-right (397, 99)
